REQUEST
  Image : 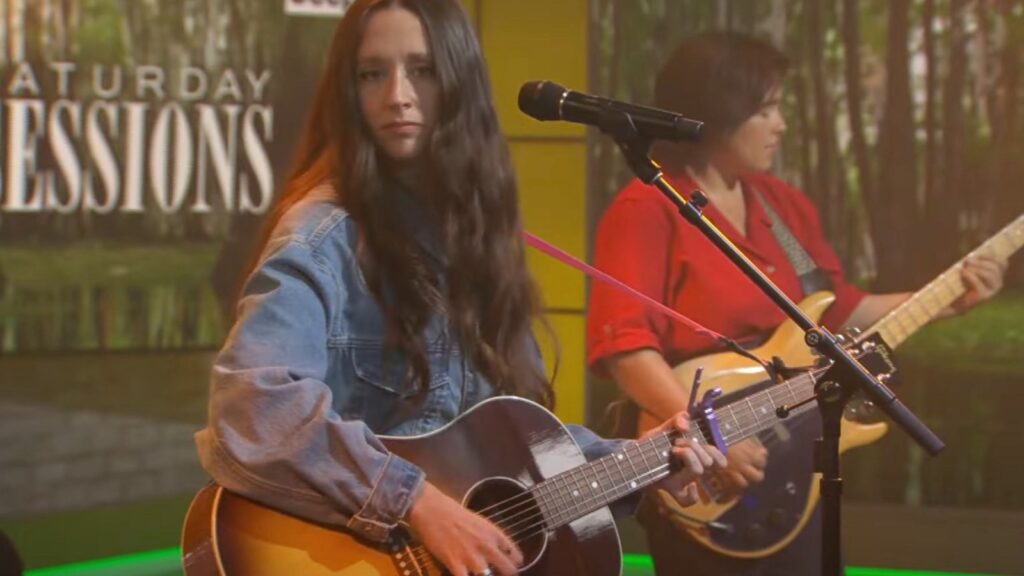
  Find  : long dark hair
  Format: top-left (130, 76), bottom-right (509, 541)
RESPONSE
top-left (272, 0), bottom-right (554, 406)
top-left (653, 31), bottom-right (789, 171)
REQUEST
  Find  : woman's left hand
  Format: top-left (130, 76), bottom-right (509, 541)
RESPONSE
top-left (640, 412), bottom-right (726, 507)
top-left (952, 255), bottom-right (1009, 314)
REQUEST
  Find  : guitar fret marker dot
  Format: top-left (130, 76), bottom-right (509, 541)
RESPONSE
top-left (591, 481), bottom-right (598, 489)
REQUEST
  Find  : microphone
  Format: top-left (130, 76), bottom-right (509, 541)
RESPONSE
top-left (518, 80), bottom-right (703, 142)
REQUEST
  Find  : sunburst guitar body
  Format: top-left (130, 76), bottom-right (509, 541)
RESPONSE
top-left (183, 397), bottom-right (677, 576)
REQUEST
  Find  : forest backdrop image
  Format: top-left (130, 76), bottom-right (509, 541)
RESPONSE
top-left (0, 0), bottom-right (342, 562)
top-left (588, 0), bottom-right (1024, 513)
top-left (0, 0), bottom-right (339, 354)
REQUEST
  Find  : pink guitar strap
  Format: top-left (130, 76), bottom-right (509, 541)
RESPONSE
top-left (522, 231), bottom-right (726, 345)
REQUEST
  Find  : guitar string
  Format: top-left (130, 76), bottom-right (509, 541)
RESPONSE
top-left (506, 466), bottom-right (674, 545)
top-left (405, 423), bottom-right (824, 573)
top-left (490, 408), bottom-right (825, 550)
top-left (405, 466), bottom-right (672, 573)
top-left (465, 435), bottom-right (674, 537)
top-left (409, 547), bottom-right (432, 569)
top-left (404, 435), bottom-right (673, 549)
top-left (454, 369), bottom-right (824, 536)
top-left (701, 372), bottom-right (820, 446)
top-left (500, 434), bottom-right (694, 541)
top-left (403, 454), bottom-right (672, 572)
top-left (477, 353), bottom-right (867, 523)
top-left (404, 409), bottom-right (808, 569)
top-left (487, 438), bottom-right (674, 539)
top-left (711, 353), bottom-right (889, 446)
top-left (495, 465), bottom-right (673, 547)
top-left (544, 370), bottom-right (824, 528)
top-left (402, 364), bottom-right (855, 569)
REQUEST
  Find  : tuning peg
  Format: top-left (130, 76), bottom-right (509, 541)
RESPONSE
top-left (686, 368), bottom-right (727, 454)
top-left (686, 367), bottom-right (704, 415)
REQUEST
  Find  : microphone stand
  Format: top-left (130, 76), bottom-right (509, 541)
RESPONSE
top-left (598, 109), bottom-right (945, 576)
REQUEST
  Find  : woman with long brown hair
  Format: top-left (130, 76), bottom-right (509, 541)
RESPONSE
top-left (195, 1), bottom-right (723, 575)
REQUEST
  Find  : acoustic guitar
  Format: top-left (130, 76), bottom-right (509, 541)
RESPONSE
top-left (181, 337), bottom-right (893, 576)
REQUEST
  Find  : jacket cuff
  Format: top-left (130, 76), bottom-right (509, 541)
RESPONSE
top-left (346, 453), bottom-right (426, 542)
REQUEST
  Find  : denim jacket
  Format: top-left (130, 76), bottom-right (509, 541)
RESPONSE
top-left (194, 185), bottom-right (626, 543)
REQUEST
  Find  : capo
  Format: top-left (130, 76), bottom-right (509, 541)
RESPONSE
top-left (686, 368), bottom-right (728, 454)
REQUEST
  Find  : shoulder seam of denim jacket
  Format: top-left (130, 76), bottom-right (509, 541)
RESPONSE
top-left (306, 204), bottom-right (351, 249)
top-left (283, 202), bottom-right (350, 247)
top-left (265, 192), bottom-right (351, 248)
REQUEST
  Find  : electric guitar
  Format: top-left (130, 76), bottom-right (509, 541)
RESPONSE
top-left (641, 212), bottom-right (1024, 559)
top-left (180, 340), bottom-right (893, 576)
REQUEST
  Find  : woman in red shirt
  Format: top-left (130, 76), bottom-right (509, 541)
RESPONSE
top-left (586, 31), bottom-right (1007, 575)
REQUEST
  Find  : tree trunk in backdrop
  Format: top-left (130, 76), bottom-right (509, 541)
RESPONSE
top-left (873, 0), bottom-right (918, 290)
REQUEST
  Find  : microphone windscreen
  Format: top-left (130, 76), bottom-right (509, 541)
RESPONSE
top-left (518, 81), bottom-right (568, 121)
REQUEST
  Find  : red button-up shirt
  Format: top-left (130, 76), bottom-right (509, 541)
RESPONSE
top-left (586, 171), bottom-right (865, 376)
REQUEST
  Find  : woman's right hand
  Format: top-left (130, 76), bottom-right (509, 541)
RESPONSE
top-left (406, 481), bottom-right (524, 576)
top-left (715, 438), bottom-right (768, 496)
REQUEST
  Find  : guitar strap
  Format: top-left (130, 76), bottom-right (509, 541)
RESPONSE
top-left (750, 187), bottom-right (833, 297)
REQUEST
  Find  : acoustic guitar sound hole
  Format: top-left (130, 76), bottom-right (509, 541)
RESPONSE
top-left (465, 477), bottom-right (547, 570)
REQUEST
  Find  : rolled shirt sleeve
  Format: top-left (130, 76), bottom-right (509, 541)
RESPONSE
top-left (586, 195), bottom-right (677, 377)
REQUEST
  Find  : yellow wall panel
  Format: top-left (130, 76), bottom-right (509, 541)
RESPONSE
top-left (479, 0), bottom-right (589, 426)
top-left (478, 0), bottom-right (588, 138)
top-left (535, 313), bottom-right (586, 425)
top-left (510, 141), bottom-right (586, 311)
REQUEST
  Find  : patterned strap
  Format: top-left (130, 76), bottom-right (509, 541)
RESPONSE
top-left (751, 188), bottom-right (832, 295)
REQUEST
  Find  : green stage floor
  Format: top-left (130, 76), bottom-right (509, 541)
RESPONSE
top-left (21, 548), bottom-right (1009, 576)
